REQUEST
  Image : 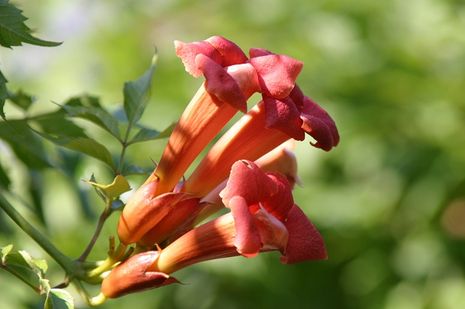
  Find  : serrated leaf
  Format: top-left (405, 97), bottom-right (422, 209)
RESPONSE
top-left (84, 175), bottom-right (130, 200)
top-left (123, 56), bottom-right (157, 125)
top-left (8, 89), bottom-right (34, 111)
top-left (44, 288), bottom-right (74, 309)
top-left (0, 69), bottom-right (7, 119)
top-left (36, 132), bottom-right (115, 169)
top-left (129, 122), bottom-right (175, 145)
top-left (0, 161), bottom-right (11, 189)
top-left (62, 96), bottom-right (121, 140)
top-left (0, 120), bottom-right (51, 169)
top-left (0, 0), bottom-right (61, 48)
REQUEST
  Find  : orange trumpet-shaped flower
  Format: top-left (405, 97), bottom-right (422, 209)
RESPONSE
top-left (102, 161), bottom-right (325, 298)
top-left (184, 87), bottom-right (339, 197)
top-left (118, 36), bottom-right (308, 246)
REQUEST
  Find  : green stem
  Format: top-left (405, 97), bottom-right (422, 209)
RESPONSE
top-left (116, 119), bottom-right (134, 174)
top-left (78, 206), bottom-right (112, 262)
top-left (0, 195), bottom-right (75, 274)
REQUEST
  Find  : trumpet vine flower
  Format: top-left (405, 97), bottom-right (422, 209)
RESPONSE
top-left (102, 161), bottom-right (326, 298)
top-left (117, 36), bottom-right (314, 246)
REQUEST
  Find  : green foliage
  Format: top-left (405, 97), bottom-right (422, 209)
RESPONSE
top-left (44, 288), bottom-right (74, 309)
top-left (0, 0), bottom-right (60, 48)
top-left (1, 244), bottom-right (47, 293)
top-left (37, 133), bottom-right (115, 170)
top-left (123, 56), bottom-right (157, 127)
top-left (61, 96), bottom-right (122, 141)
top-left (0, 120), bottom-right (51, 169)
top-left (128, 123), bottom-right (175, 145)
top-left (0, 71), bottom-right (7, 119)
top-left (1, 245), bottom-right (74, 308)
top-left (0, 161), bottom-right (10, 189)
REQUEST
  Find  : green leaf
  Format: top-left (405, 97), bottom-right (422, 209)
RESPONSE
top-left (8, 89), bottom-right (34, 111)
top-left (18, 249), bottom-right (47, 275)
top-left (28, 170), bottom-right (46, 225)
top-left (0, 245), bottom-right (46, 293)
top-left (44, 288), bottom-right (74, 309)
top-left (0, 0), bottom-right (61, 47)
top-left (0, 120), bottom-right (51, 169)
top-left (129, 122), bottom-right (175, 145)
top-left (62, 96), bottom-right (121, 140)
top-left (36, 132), bottom-right (115, 169)
top-left (0, 161), bottom-right (11, 189)
top-left (0, 70), bottom-right (7, 119)
top-left (32, 110), bottom-right (86, 138)
top-left (1, 244), bottom-right (13, 263)
top-left (84, 174), bottom-right (131, 200)
top-left (123, 56), bottom-right (157, 125)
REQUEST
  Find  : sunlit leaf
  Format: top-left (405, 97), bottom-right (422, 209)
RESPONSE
top-left (36, 132), bottom-right (114, 169)
top-left (62, 96), bottom-right (121, 140)
top-left (84, 174), bottom-right (131, 200)
top-left (1, 244), bottom-right (13, 263)
top-left (0, 120), bottom-right (51, 169)
top-left (123, 55), bottom-right (157, 125)
top-left (0, 245), bottom-right (44, 292)
top-left (0, 0), bottom-right (61, 47)
top-left (128, 122), bottom-right (175, 145)
top-left (18, 249), bottom-right (47, 275)
top-left (0, 70), bottom-right (7, 119)
top-left (44, 288), bottom-right (74, 309)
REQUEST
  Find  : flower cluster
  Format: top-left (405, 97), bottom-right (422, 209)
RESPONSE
top-left (101, 36), bottom-right (339, 298)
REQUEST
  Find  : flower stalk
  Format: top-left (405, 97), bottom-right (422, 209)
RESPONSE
top-left (0, 195), bottom-right (75, 275)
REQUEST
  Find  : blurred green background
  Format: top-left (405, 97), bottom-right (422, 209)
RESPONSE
top-left (1, 0), bottom-right (465, 308)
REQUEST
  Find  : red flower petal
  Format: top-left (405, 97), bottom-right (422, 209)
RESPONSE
top-left (206, 36), bottom-right (248, 66)
top-left (263, 95), bottom-right (305, 140)
top-left (174, 40), bottom-right (222, 77)
top-left (250, 53), bottom-right (303, 99)
top-left (195, 54), bottom-right (247, 112)
top-left (262, 173), bottom-right (294, 221)
top-left (229, 196), bottom-right (262, 257)
top-left (220, 160), bottom-right (278, 205)
top-left (281, 205), bottom-right (327, 264)
top-left (300, 97), bottom-right (340, 151)
top-left (249, 48), bottom-right (272, 58)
